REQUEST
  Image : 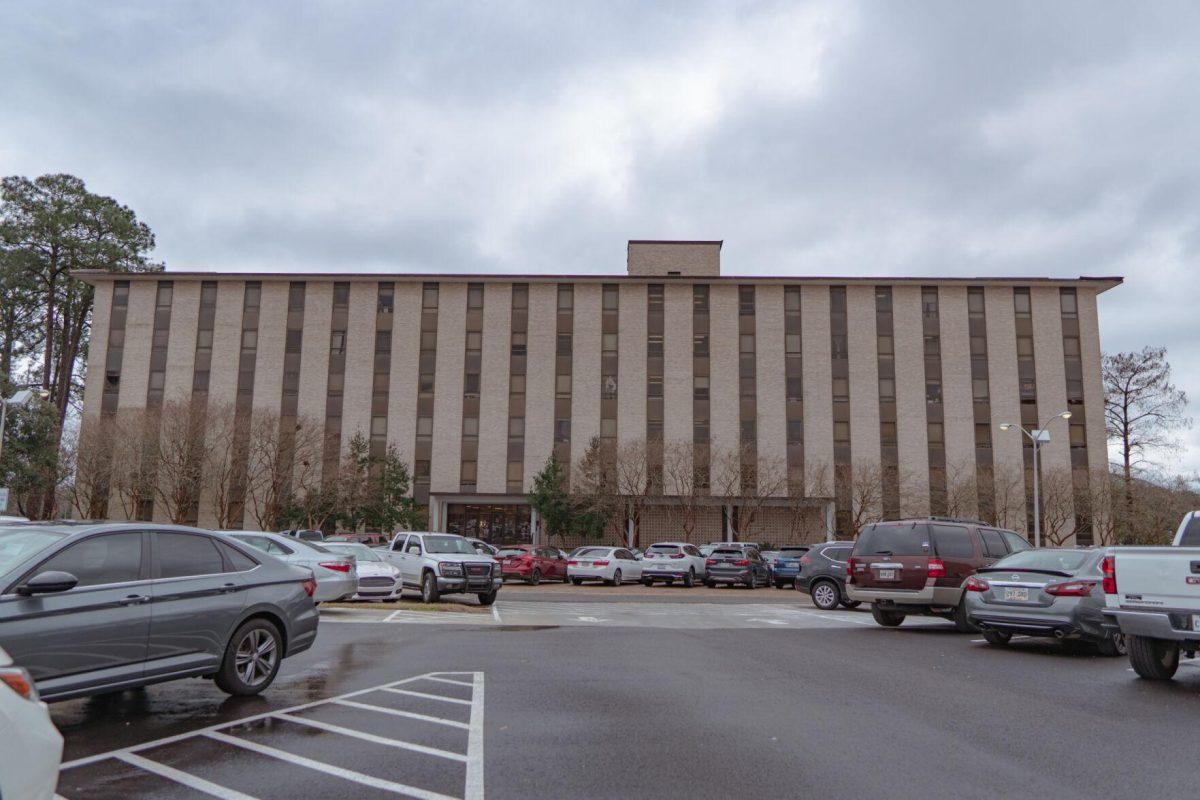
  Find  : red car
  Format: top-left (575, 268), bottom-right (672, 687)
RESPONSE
top-left (497, 545), bottom-right (569, 585)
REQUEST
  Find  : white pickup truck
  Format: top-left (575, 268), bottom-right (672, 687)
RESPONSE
top-left (1104, 511), bottom-right (1200, 680)
top-left (375, 531), bottom-right (502, 604)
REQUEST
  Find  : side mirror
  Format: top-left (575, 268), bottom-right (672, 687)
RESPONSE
top-left (16, 570), bottom-right (79, 596)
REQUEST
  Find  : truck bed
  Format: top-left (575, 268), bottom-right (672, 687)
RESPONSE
top-left (1107, 546), bottom-right (1200, 612)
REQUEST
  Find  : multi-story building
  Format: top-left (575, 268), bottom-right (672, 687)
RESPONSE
top-left (77, 241), bottom-right (1119, 546)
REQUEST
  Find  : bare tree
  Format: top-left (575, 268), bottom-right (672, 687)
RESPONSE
top-left (70, 416), bottom-right (114, 519)
top-left (780, 460), bottom-right (834, 543)
top-left (1037, 467), bottom-right (1076, 546)
top-left (708, 443), bottom-right (787, 541)
top-left (615, 439), bottom-right (652, 547)
top-left (154, 400), bottom-right (211, 524)
top-left (1081, 468), bottom-right (1117, 547)
top-left (942, 460), bottom-right (978, 521)
top-left (846, 460), bottom-right (887, 538)
top-left (986, 464), bottom-right (1027, 534)
top-left (203, 403), bottom-right (244, 529)
top-left (1104, 347), bottom-right (1191, 539)
top-left (107, 409), bottom-right (156, 520)
top-left (246, 411), bottom-right (323, 531)
top-left (662, 440), bottom-right (708, 540)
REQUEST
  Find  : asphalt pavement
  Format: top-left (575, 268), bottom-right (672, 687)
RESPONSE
top-left (50, 596), bottom-right (1200, 799)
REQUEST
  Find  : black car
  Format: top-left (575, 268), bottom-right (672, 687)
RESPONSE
top-left (704, 546), bottom-right (772, 589)
top-left (794, 540), bottom-right (859, 610)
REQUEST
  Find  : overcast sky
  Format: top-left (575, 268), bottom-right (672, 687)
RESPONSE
top-left (2, 1), bottom-right (1198, 471)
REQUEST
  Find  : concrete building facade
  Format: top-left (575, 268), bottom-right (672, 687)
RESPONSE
top-left (78, 241), bottom-right (1120, 547)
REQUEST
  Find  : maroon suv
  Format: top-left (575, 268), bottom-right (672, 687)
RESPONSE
top-left (846, 518), bottom-right (1030, 630)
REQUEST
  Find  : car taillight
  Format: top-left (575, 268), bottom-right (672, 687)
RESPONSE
top-left (927, 558), bottom-right (946, 579)
top-left (1102, 555), bottom-right (1117, 594)
top-left (568, 560), bottom-right (578, 566)
top-left (705, 558), bottom-right (717, 565)
top-left (846, 556), bottom-right (857, 584)
top-left (670, 553), bottom-right (685, 559)
top-left (320, 562), bottom-right (352, 572)
top-left (964, 575), bottom-right (989, 592)
top-left (733, 559), bottom-right (750, 567)
top-left (593, 560), bottom-right (610, 566)
top-left (302, 577), bottom-right (317, 597)
top-left (0, 667), bottom-right (37, 702)
top-left (799, 555), bottom-right (812, 565)
top-left (1046, 580), bottom-right (1097, 597)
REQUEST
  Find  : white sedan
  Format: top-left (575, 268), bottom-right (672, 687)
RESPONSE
top-left (0, 645), bottom-right (62, 800)
top-left (568, 546), bottom-right (643, 586)
top-left (323, 542), bottom-right (404, 601)
top-left (640, 542), bottom-right (708, 587)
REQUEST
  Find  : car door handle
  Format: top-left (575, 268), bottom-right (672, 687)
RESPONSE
top-left (118, 594), bottom-right (150, 606)
top-left (219, 583), bottom-right (239, 594)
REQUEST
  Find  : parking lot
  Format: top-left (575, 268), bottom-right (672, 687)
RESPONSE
top-left (48, 590), bottom-right (1200, 799)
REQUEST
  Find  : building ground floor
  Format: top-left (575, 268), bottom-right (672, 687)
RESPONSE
top-left (431, 493), bottom-right (835, 550)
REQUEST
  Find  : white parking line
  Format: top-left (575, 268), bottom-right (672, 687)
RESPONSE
top-left (465, 672), bottom-right (484, 800)
top-left (274, 713), bottom-right (468, 762)
top-left (333, 699), bottom-right (472, 729)
top-left (423, 676), bottom-right (475, 688)
top-left (116, 753), bottom-right (261, 800)
top-left (383, 688), bottom-right (473, 705)
top-left (206, 731), bottom-right (458, 800)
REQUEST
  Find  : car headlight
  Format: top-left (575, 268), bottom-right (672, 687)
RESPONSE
top-left (439, 562), bottom-right (463, 577)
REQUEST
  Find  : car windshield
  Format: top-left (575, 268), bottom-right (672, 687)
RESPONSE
top-left (325, 544), bottom-right (381, 562)
top-left (497, 548), bottom-right (529, 557)
top-left (991, 549), bottom-right (1091, 573)
top-left (423, 535), bottom-right (476, 555)
top-left (0, 528), bottom-right (67, 574)
top-left (854, 524), bottom-right (931, 556)
top-left (574, 548), bottom-right (611, 558)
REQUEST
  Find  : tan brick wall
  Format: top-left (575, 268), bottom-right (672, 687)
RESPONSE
top-left (570, 283), bottom-right (602, 472)
top-left (939, 286), bottom-right (977, 516)
top-left (387, 282), bottom-right (421, 467)
top-left (522, 283), bottom-right (557, 489)
top-left (162, 281), bottom-right (199, 406)
top-left (627, 241), bottom-right (720, 277)
top-left (476, 283), bottom-right (512, 494)
top-left (744, 507), bottom-right (826, 547)
top-left (892, 285), bottom-right (930, 514)
top-left (801, 285), bottom-right (833, 485)
top-left (430, 283), bottom-right (466, 493)
top-left (755, 285), bottom-right (787, 495)
top-left (638, 506), bottom-right (724, 545)
top-left (709, 284), bottom-right (740, 488)
top-left (340, 282), bottom-right (378, 446)
top-left (984, 286), bottom-right (1027, 530)
top-left (250, 281), bottom-right (288, 416)
top-left (617, 283), bottom-right (647, 447)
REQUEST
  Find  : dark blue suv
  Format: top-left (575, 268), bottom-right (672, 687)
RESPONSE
top-left (794, 541), bottom-right (859, 610)
top-left (767, 546), bottom-right (812, 588)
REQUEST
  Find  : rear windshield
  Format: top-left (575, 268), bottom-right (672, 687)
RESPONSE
top-left (853, 524), bottom-right (931, 557)
top-left (497, 548), bottom-right (528, 557)
top-left (711, 549), bottom-right (745, 557)
top-left (990, 549), bottom-right (1092, 573)
top-left (646, 545), bottom-right (681, 554)
top-left (574, 548), bottom-right (611, 558)
top-left (324, 544), bottom-right (381, 562)
top-left (0, 528), bottom-right (67, 574)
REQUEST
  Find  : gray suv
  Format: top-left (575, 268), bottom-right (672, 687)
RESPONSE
top-left (0, 523), bottom-right (319, 701)
top-left (794, 541), bottom-right (859, 610)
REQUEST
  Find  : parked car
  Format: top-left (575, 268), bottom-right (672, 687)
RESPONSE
top-left (497, 545), bottom-right (569, 584)
top-left (0, 523), bottom-right (319, 701)
top-left (378, 532), bottom-right (502, 604)
top-left (224, 531), bottom-right (357, 603)
top-left (794, 541), bottom-right (857, 608)
top-left (964, 547), bottom-right (1124, 655)
top-left (280, 529), bottom-right (325, 542)
top-left (847, 517), bottom-right (1030, 630)
top-left (767, 546), bottom-right (813, 588)
top-left (0, 515), bottom-right (30, 524)
top-left (640, 542), bottom-right (707, 587)
top-left (322, 542), bottom-right (403, 601)
top-left (0, 644), bottom-right (62, 800)
top-left (705, 546), bottom-right (772, 589)
top-left (1103, 511), bottom-right (1200, 679)
top-left (568, 547), bottom-right (643, 586)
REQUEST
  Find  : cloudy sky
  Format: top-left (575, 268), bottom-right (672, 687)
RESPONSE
top-left (2, 1), bottom-right (1198, 470)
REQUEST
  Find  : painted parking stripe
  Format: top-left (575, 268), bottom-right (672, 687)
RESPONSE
top-left (116, 753), bottom-right (261, 800)
top-left (206, 731), bottom-right (459, 800)
top-left (274, 713), bottom-right (468, 762)
top-left (383, 688), bottom-right (473, 705)
top-left (464, 672), bottom-right (484, 800)
top-left (333, 699), bottom-right (472, 729)
top-left (423, 676), bottom-right (475, 688)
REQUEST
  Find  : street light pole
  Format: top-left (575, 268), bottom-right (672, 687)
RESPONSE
top-left (999, 410), bottom-right (1072, 548)
top-left (0, 387), bottom-right (52, 476)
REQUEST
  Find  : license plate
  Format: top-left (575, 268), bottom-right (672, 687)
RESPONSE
top-left (878, 569), bottom-right (896, 580)
top-left (1192, 615), bottom-right (1200, 633)
top-left (578, 562), bottom-right (591, 568)
top-left (1004, 587), bottom-right (1030, 602)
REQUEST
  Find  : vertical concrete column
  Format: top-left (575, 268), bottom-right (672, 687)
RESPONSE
top-left (755, 285), bottom-right (787, 496)
top-left (1031, 286), bottom-right (1073, 540)
top-left (617, 284), bottom-right (648, 448)
top-left (115, 281), bottom-right (158, 410)
top-left (939, 285), bottom-right (977, 517)
top-left (430, 283), bottom-right (466, 494)
top-left (984, 286), bottom-right (1026, 528)
top-left (800, 285), bottom-right (833, 492)
top-left (663, 283), bottom-right (694, 491)
top-left (570, 283), bottom-right (603, 470)
top-left (295, 282), bottom-right (332, 426)
top-left (477, 283), bottom-right (512, 494)
top-left (339, 282), bottom-right (379, 447)
top-left (162, 281), bottom-right (200, 406)
top-left (249, 282), bottom-right (288, 417)
top-left (892, 285), bottom-right (930, 515)
top-left (709, 285), bottom-right (740, 494)
top-left (387, 283), bottom-right (422, 468)
top-left (523, 283), bottom-right (557, 488)
top-left (846, 285), bottom-right (881, 519)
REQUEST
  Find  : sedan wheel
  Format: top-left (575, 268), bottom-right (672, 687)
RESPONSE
top-left (1097, 632), bottom-right (1127, 657)
top-left (530, 569), bottom-right (541, 586)
top-left (811, 580), bottom-right (840, 611)
top-left (215, 619), bottom-right (282, 696)
top-left (684, 569), bottom-right (695, 588)
top-left (608, 569), bottom-right (622, 587)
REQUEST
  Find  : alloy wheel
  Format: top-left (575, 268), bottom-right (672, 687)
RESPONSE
top-left (813, 582), bottom-right (838, 609)
top-left (235, 628), bottom-right (278, 687)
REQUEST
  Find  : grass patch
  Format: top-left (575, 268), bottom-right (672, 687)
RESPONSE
top-left (322, 599), bottom-right (492, 613)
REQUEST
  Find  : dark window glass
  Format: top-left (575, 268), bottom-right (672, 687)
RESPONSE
top-left (1000, 532), bottom-right (1031, 552)
top-left (36, 533), bottom-right (143, 587)
top-left (930, 525), bottom-right (973, 558)
top-left (217, 541), bottom-right (259, 571)
top-left (156, 533), bottom-right (226, 578)
top-left (852, 524), bottom-right (931, 557)
top-left (979, 529), bottom-right (1008, 558)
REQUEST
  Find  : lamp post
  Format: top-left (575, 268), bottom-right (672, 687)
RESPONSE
top-left (998, 410), bottom-right (1072, 548)
top-left (0, 386), bottom-right (52, 465)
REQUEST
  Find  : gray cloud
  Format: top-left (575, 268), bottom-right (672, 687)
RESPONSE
top-left (3, 0), bottom-right (1199, 467)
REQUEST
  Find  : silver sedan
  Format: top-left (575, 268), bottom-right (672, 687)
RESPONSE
top-left (322, 542), bottom-right (403, 601)
top-left (222, 531), bottom-right (357, 603)
top-left (964, 548), bottom-right (1125, 655)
